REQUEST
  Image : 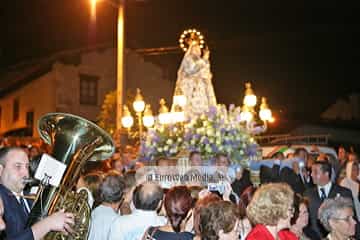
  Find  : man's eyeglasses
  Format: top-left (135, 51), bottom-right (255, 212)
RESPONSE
top-left (332, 216), bottom-right (356, 223)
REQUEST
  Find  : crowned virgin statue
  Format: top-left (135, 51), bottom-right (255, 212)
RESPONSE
top-left (172, 41), bottom-right (217, 120)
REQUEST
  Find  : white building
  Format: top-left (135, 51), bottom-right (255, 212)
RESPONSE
top-left (0, 46), bottom-right (174, 137)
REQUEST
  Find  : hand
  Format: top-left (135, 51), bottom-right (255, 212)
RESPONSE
top-left (222, 181), bottom-right (232, 201)
top-left (45, 209), bottom-right (74, 234)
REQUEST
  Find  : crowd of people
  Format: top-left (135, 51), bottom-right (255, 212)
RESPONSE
top-left (0, 137), bottom-right (359, 240)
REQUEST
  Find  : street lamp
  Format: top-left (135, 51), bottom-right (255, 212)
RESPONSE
top-left (91, 0), bottom-right (125, 132)
top-left (240, 82), bottom-right (272, 134)
top-left (171, 88), bottom-right (186, 123)
top-left (121, 88), bottom-right (154, 138)
top-left (158, 99), bottom-right (172, 125)
top-left (243, 82), bottom-right (257, 108)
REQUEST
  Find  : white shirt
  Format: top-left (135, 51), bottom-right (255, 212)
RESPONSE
top-left (88, 205), bottom-right (122, 240)
top-left (317, 181), bottom-right (332, 198)
top-left (12, 191), bottom-right (31, 213)
top-left (109, 209), bottom-right (167, 240)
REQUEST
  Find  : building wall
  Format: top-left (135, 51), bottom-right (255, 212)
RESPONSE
top-left (0, 71), bottom-right (56, 136)
top-left (0, 47), bottom-right (173, 136)
top-left (53, 48), bottom-right (117, 121)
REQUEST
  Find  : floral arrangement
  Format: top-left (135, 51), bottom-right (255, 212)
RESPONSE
top-left (139, 104), bottom-right (259, 167)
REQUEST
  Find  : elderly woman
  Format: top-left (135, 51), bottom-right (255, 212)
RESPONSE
top-left (246, 183), bottom-right (297, 240)
top-left (199, 200), bottom-right (241, 239)
top-left (318, 197), bottom-right (356, 240)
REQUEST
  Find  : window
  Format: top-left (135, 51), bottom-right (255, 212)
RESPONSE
top-left (13, 98), bottom-right (19, 122)
top-left (79, 74), bottom-right (98, 105)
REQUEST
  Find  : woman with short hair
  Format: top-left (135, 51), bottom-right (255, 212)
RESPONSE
top-left (199, 200), bottom-right (241, 240)
top-left (246, 183), bottom-right (297, 240)
top-left (318, 197), bottom-right (356, 240)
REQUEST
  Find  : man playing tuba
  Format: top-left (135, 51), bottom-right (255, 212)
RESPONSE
top-left (0, 147), bottom-right (74, 240)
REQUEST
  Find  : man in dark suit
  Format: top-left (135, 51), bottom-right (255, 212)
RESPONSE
top-left (304, 161), bottom-right (355, 240)
top-left (0, 147), bottom-right (74, 240)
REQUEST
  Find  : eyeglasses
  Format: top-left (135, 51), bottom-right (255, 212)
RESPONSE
top-left (332, 216), bottom-right (356, 223)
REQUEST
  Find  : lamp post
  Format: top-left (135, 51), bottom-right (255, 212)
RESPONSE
top-left (121, 88), bottom-right (154, 139)
top-left (240, 82), bottom-right (273, 134)
top-left (91, 0), bottom-right (125, 131)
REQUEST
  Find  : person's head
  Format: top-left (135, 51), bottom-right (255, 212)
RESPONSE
top-left (99, 173), bottom-right (125, 205)
top-left (29, 146), bottom-right (40, 160)
top-left (189, 151), bottom-right (202, 166)
top-left (215, 153), bottom-right (230, 167)
top-left (0, 197), bottom-right (5, 231)
top-left (346, 161), bottom-right (359, 182)
top-left (164, 186), bottom-right (193, 232)
top-left (111, 158), bottom-right (124, 174)
top-left (122, 145), bottom-right (134, 166)
top-left (338, 147), bottom-right (347, 160)
top-left (156, 157), bottom-right (171, 167)
top-left (290, 194), bottom-right (309, 229)
top-left (348, 153), bottom-right (359, 163)
top-left (294, 148), bottom-right (308, 161)
top-left (132, 183), bottom-right (164, 211)
top-left (247, 183), bottom-right (294, 230)
top-left (0, 147), bottom-right (30, 193)
top-left (318, 197), bottom-right (356, 238)
top-left (189, 43), bottom-right (201, 57)
top-left (193, 193), bottom-right (222, 235)
top-left (199, 201), bottom-right (241, 240)
top-left (311, 161), bottom-right (332, 186)
top-left (239, 186), bottom-right (256, 210)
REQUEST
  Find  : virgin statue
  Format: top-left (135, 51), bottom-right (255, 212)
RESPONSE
top-left (172, 42), bottom-right (217, 120)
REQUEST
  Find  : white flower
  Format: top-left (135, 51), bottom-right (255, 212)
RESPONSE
top-left (164, 146), bottom-right (169, 151)
top-left (206, 128), bottom-right (214, 136)
top-left (191, 139), bottom-right (196, 145)
top-left (239, 150), bottom-right (244, 155)
top-left (177, 137), bottom-right (182, 142)
top-left (166, 139), bottom-right (173, 145)
top-left (157, 147), bottom-right (163, 152)
top-left (209, 138), bottom-right (215, 143)
top-left (205, 145), bottom-right (212, 153)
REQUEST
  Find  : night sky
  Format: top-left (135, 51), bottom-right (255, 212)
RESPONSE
top-left (1, 0), bottom-right (360, 129)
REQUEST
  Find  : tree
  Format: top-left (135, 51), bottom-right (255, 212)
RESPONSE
top-left (98, 90), bottom-right (117, 135)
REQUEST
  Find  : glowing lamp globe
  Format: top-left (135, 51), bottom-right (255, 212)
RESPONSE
top-left (133, 88), bottom-right (145, 113)
top-left (143, 115), bottom-right (155, 127)
top-left (159, 112), bottom-right (172, 125)
top-left (240, 111), bottom-right (253, 122)
top-left (259, 97), bottom-right (272, 121)
top-left (243, 82), bottom-right (257, 107)
top-left (260, 108), bottom-right (272, 121)
top-left (172, 111), bottom-right (185, 123)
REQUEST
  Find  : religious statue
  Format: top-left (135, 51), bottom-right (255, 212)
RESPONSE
top-left (172, 42), bottom-right (217, 119)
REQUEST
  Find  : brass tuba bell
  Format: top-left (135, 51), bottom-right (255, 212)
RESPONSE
top-left (27, 113), bottom-right (115, 240)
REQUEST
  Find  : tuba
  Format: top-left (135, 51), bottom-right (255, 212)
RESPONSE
top-left (27, 113), bottom-right (114, 240)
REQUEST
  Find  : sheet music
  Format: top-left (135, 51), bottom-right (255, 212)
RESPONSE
top-left (34, 153), bottom-right (66, 187)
